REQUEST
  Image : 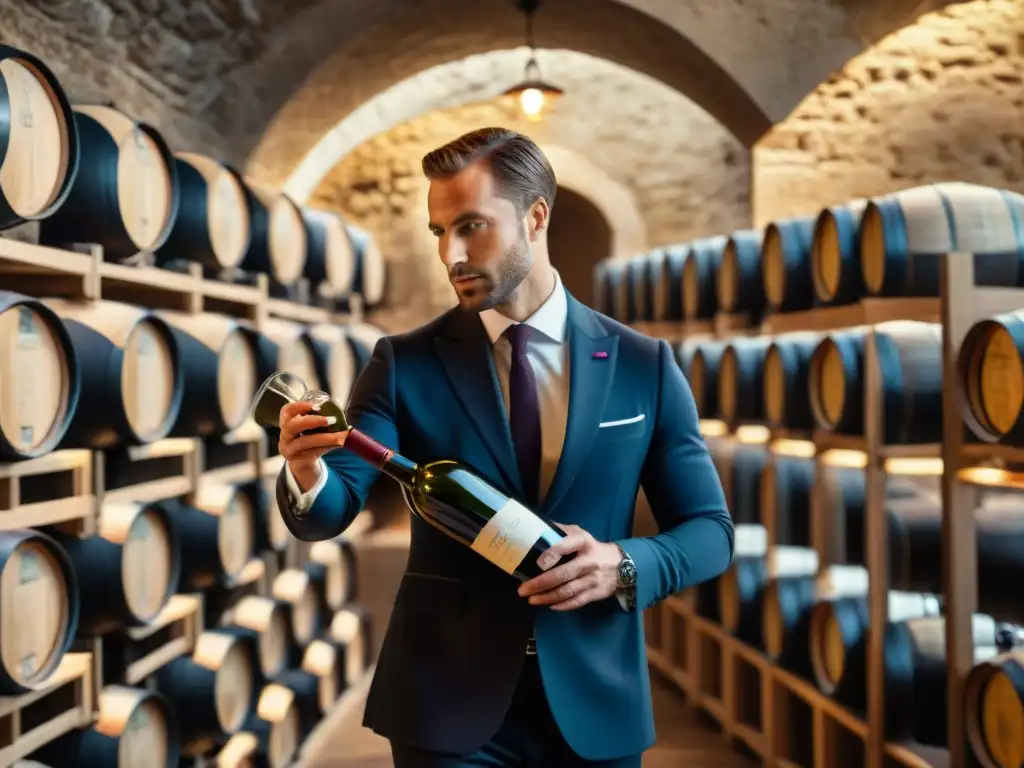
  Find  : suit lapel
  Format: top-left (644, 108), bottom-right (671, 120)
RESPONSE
top-left (541, 297), bottom-right (618, 515)
top-left (434, 309), bottom-right (523, 496)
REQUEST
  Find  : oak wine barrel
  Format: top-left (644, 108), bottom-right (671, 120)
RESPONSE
top-left (243, 683), bottom-right (302, 768)
top-left (307, 323), bottom-right (369, 407)
top-left (273, 650), bottom-right (337, 741)
top-left (717, 336), bottom-right (771, 425)
top-left (157, 309), bottom-right (275, 438)
top-left (260, 476), bottom-right (292, 553)
top-left (155, 153), bottom-right (250, 273)
top-left (46, 298), bottom-right (183, 449)
top-left (154, 630), bottom-right (257, 755)
top-left (0, 44), bottom-right (79, 229)
top-left (728, 445), bottom-right (767, 526)
top-left (716, 228), bottom-right (765, 317)
top-left (38, 105), bottom-right (178, 260)
top-left (599, 260), bottom-right (625, 320)
top-left (239, 177), bottom-right (307, 289)
top-left (808, 321), bottom-right (943, 442)
top-left (763, 331), bottom-right (821, 430)
top-left (966, 650), bottom-right (1024, 768)
top-left (760, 455), bottom-right (814, 547)
top-left (810, 199), bottom-right (870, 306)
top-left (958, 309), bottom-right (1024, 445)
top-left (675, 339), bottom-right (696, 380)
top-left (681, 236), bottom-right (727, 320)
top-left (329, 606), bottom-right (369, 687)
top-left (272, 569), bottom-right (327, 647)
top-left (718, 545), bottom-right (818, 646)
top-left (347, 322), bottom-right (385, 363)
top-left (859, 182), bottom-right (1024, 297)
top-left (51, 500), bottom-right (179, 635)
top-left (593, 260), bottom-right (611, 316)
top-left (828, 613), bottom-right (1022, 745)
top-left (0, 292), bottom-right (80, 460)
top-left (762, 564), bottom-right (871, 672)
top-left (630, 252), bottom-right (656, 323)
top-left (761, 215), bottom-right (815, 313)
top-left (613, 256), bottom-right (639, 324)
top-left (820, 466), bottom-right (939, 564)
top-left (697, 524), bottom-right (766, 623)
top-left (301, 207), bottom-right (356, 297)
top-left (307, 538), bottom-right (358, 610)
top-left (210, 732), bottom-right (261, 768)
top-left (0, 528), bottom-right (79, 694)
top-left (808, 589), bottom-right (942, 695)
top-left (163, 486), bottom-right (256, 590)
top-left (688, 340), bottom-right (725, 417)
top-left (219, 595), bottom-right (293, 680)
top-left (261, 317), bottom-right (324, 393)
top-left (348, 223), bottom-right (387, 308)
top-left (274, 608), bottom-right (368, 738)
top-left (31, 685), bottom-right (180, 768)
top-left (652, 244), bottom-right (688, 322)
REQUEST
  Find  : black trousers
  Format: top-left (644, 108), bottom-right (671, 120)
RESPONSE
top-left (389, 655), bottom-right (643, 768)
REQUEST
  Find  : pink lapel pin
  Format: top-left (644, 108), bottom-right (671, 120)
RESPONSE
top-left (592, 351), bottom-right (608, 359)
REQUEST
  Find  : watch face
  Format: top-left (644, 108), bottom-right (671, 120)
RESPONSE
top-left (618, 559), bottom-right (637, 585)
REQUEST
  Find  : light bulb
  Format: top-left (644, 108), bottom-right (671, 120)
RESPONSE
top-left (519, 88), bottom-right (544, 118)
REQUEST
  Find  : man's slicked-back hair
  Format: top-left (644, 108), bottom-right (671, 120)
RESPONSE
top-left (421, 127), bottom-right (557, 216)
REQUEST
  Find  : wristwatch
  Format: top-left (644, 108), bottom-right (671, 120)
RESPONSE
top-left (615, 543), bottom-right (637, 610)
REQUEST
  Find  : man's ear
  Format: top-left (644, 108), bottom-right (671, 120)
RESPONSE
top-left (527, 197), bottom-right (550, 240)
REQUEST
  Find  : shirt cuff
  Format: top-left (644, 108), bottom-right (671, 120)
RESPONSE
top-left (285, 458), bottom-right (327, 513)
top-left (616, 591), bottom-right (631, 611)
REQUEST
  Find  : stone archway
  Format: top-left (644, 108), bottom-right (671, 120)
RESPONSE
top-left (238, 0), bottom-right (967, 183)
top-left (547, 186), bottom-right (613, 308)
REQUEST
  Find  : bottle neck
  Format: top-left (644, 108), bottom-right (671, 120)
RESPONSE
top-left (343, 428), bottom-right (418, 486)
top-left (381, 453), bottom-right (417, 486)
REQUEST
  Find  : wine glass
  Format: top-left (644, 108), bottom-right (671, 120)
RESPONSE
top-left (250, 371), bottom-right (349, 434)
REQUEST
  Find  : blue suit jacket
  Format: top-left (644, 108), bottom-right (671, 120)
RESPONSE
top-left (276, 291), bottom-right (733, 760)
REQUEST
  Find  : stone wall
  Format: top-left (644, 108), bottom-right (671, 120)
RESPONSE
top-left (308, 51), bottom-right (751, 331)
top-left (753, 0), bottom-right (1024, 225)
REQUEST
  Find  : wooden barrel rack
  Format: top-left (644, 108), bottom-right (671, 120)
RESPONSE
top-left (0, 40), bottom-right (381, 766)
top-left (608, 179), bottom-right (1024, 768)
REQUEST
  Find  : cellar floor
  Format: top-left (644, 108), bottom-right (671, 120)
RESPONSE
top-left (297, 666), bottom-right (755, 768)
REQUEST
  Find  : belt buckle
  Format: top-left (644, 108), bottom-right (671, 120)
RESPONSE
top-left (525, 636), bottom-right (537, 655)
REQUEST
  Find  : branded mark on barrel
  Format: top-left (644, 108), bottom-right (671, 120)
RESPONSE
top-left (15, 308), bottom-right (39, 447)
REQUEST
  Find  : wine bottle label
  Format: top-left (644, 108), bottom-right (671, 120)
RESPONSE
top-left (471, 499), bottom-right (548, 575)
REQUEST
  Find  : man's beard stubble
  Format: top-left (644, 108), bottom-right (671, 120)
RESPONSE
top-left (458, 232), bottom-right (531, 312)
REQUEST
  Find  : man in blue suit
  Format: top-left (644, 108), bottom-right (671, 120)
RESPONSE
top-left (274, 127), bottom-right (733, 767)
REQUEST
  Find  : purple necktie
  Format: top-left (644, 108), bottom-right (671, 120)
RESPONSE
top-left (506, 324), bottom-right (542, 506)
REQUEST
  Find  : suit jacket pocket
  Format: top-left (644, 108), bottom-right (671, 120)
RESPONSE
top-left (594, 413), bottom-right (648, 443)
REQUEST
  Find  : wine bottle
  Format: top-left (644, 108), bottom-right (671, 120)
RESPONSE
top-left (251, 372), bottom-right (571, 582)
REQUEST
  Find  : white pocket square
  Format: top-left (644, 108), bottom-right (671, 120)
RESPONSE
top-left (598, 414), bottom-right (645, 428)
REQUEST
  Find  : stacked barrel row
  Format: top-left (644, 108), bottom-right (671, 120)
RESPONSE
top-left (601, 180), bottom-right (1024, 768)
top-left (595, 180), bottom-right (1024, 327)
top-left (2, 494), bottom-right (370, 768)
top-left (0, 292), bottom-right (380, 463)
top-left (0, 286), bottom-right (382, 764)
top-left (0, 42), bottom-right (386, 309)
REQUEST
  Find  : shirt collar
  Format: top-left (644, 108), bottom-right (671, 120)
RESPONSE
top-left (479, 270), bottom-right (568, 346)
